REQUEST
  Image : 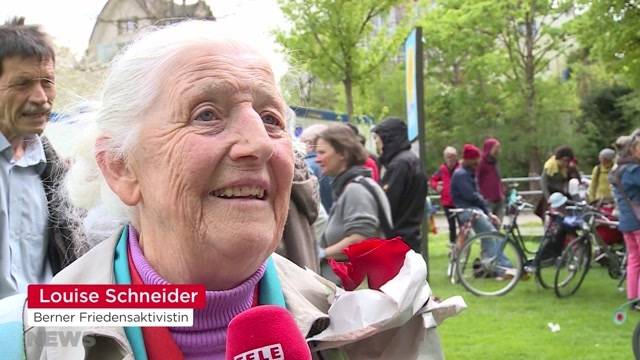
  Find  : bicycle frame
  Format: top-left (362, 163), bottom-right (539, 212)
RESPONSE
top-left (503, 201), bottom-right (538, 256)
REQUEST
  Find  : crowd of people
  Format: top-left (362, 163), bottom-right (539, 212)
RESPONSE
top-left (429, 132), bottom-right (640, 304)
top-left (0, 18), bottom-right (453, 359)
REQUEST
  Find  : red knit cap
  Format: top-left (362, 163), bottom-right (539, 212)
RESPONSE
top-left (462, 144), bottom-right (481, 160)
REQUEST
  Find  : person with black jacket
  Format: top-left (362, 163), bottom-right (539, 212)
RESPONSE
top-left (372, 118), bottom-right (428, 253)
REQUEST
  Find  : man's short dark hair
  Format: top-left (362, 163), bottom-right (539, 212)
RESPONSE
top-left (318, 124), bottom-right (368, 167)
top-left (0, 17), bottom-right (55, 76)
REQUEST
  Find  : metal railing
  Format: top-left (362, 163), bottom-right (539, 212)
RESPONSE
top-left (428, 176), bottom-right (543, 209)
top-left (428, 174), bottom-right (592, 210)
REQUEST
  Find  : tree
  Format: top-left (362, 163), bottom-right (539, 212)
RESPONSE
top-left (418, 0), bottom-right (580, 176)
top-left (578, 85), bottom-right (637, 160)
top-left (494, 0), bottom-right (575, 174)
top-left (572, 0), bottom-right (640, 88)
top-left (279, 69), bottom-right (340, 110)
top-left (275, 0), bottom-right (410, 120)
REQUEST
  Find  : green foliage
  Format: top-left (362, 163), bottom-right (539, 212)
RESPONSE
top-left (354, 59), bottom-right (407, 121)
top-left (279, 70), bottom-right (340, 110)
top-left (275, 0), bottom-right (411, 119)
top-left (275, 0), bottom-right (639, 177)
top-left (420, 0), bottom-right (581, 176)
top-left (572, 0), bottom-right (640, 88)
top-left (577, 85), bottom-right (638, 163)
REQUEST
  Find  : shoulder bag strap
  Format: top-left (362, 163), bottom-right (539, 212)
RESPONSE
top-left (353, 176), bottom-right (393, 238)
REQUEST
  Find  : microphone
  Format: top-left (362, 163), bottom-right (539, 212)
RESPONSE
top-left (225, 305), bottom-right (312, 360)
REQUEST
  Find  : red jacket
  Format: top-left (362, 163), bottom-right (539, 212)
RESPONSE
top-left (429, 163), bottom-right (458, 207)
top-left (364, 156), bottom-right (380, 182)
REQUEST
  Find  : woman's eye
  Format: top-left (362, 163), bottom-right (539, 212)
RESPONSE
top-left (195, 109), bottom-right (216, 122)
top-left (261, 113), bottom-right (281, 127)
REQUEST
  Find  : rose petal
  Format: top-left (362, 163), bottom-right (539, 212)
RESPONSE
top-left (341, 238), bottom-right (411, 290)
top-left (327, 258), bottom-right (366, 291)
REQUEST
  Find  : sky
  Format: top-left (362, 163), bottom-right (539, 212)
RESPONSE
top-left (0, 0), bottom-right (286, 59)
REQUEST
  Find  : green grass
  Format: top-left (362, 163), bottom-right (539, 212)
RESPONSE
top-left (427, 233), bottom-right (636, 360)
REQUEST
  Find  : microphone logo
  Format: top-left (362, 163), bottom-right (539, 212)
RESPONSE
top-left (233, 344), bottom-right (284, 360)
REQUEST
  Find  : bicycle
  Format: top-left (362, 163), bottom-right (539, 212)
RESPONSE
top-left (553, 202), bottom-right (627, 298)
top-left (446, 208), bottom-right (483, 285)
top-left (450, 197), bottom-right (555, 296)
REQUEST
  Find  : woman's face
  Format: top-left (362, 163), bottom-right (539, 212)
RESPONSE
top-left (123, 44), bottom-right (293, 289)
top-left (315, 138), bottom-right (346, 176)
top-left (557, 156), bottom-right (570, 170)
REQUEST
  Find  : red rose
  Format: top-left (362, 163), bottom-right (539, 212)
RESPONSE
top-left (328, 237), bottom-right (410, 291)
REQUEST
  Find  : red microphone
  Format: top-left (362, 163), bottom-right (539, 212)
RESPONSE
top-left (225, 305), bottom-right (312, 360)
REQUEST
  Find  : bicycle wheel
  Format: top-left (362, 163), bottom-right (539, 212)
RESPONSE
top-left (554, 236), bottom-right (592, 298)
top-left (456, 232), bottom-right (523, 296)
top-left (633, 322), bottom-right (640, 360)
top-left (534, 234), bottom-right (559, 290)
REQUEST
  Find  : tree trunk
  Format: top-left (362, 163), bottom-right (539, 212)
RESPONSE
top-left (525, 3), bottom-right (539, 176)
top-left (343, 78), bottom-right (354, 122)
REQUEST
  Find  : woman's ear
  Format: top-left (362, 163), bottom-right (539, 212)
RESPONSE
top-left (95, 137), bottom-right (141, 206)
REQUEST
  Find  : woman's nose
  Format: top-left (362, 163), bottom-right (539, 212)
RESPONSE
top-left (228, 106), bottom-right (274, 163)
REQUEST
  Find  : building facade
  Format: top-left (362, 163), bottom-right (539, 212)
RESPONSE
top-left (87, 0), bottom-right (214, 63)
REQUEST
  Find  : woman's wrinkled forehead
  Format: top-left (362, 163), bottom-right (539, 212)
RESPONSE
top-left (157, 43), bottom-right (285, 108)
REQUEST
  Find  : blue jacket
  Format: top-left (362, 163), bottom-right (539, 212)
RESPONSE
top-left (450, 165), bottom-right (488, 214)
top-left (611, 163), bottom-right (640, 232)
top-left (305, 152), bottom-right (334, 211)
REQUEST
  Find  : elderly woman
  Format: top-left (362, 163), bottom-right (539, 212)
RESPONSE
top-left (587, 148), bottom-right (616, 204)
top-left (610, 130), bottom-right (640, 309)
top-left (315, 125), bottom-right (392, 281)
top-left (0, 21), bottom-right (457, 359)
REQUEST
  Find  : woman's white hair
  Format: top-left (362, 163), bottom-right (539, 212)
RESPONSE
top-left (63, 20), bottom-right (287, 252)
top-left (443, 146), bottom-right (457, 157)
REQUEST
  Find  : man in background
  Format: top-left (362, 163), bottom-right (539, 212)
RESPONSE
top-left (0, 18), bottom-right (75, 298)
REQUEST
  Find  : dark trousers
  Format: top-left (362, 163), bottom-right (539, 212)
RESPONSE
top-left (443, 207), bottom-right (458, 244)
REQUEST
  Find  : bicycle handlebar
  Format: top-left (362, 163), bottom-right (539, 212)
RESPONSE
top-left (447, 208), bottom-right (487, 217)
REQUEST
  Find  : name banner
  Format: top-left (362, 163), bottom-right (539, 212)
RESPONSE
top-left (26, 284), bottom-right (206, 327)
top-left (28, 284), bottom-right (206, 308)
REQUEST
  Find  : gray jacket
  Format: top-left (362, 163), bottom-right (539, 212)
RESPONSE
top-left (321, 178), bottom-right (392, 249)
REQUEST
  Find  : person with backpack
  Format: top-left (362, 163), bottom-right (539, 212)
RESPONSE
top-left (587, 148), bottom-right (615, 204)
top-left (315, 125), bottom-right (392, 283)
top-left (609, 130), bottom-right (640, 309)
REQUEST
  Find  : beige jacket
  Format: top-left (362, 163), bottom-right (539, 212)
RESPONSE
top-left (19, 231), bottom-right (453, 359)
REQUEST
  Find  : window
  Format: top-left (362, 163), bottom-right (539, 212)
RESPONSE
top-left (118, 19), bottom-right (138, 34)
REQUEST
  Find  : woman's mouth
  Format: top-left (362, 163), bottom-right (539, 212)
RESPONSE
top-left (210, 185), bottom-right (266, 200)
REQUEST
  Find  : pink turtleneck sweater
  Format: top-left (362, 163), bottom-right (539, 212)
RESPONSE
top-left (128, 226), bottom-right (266, 360)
